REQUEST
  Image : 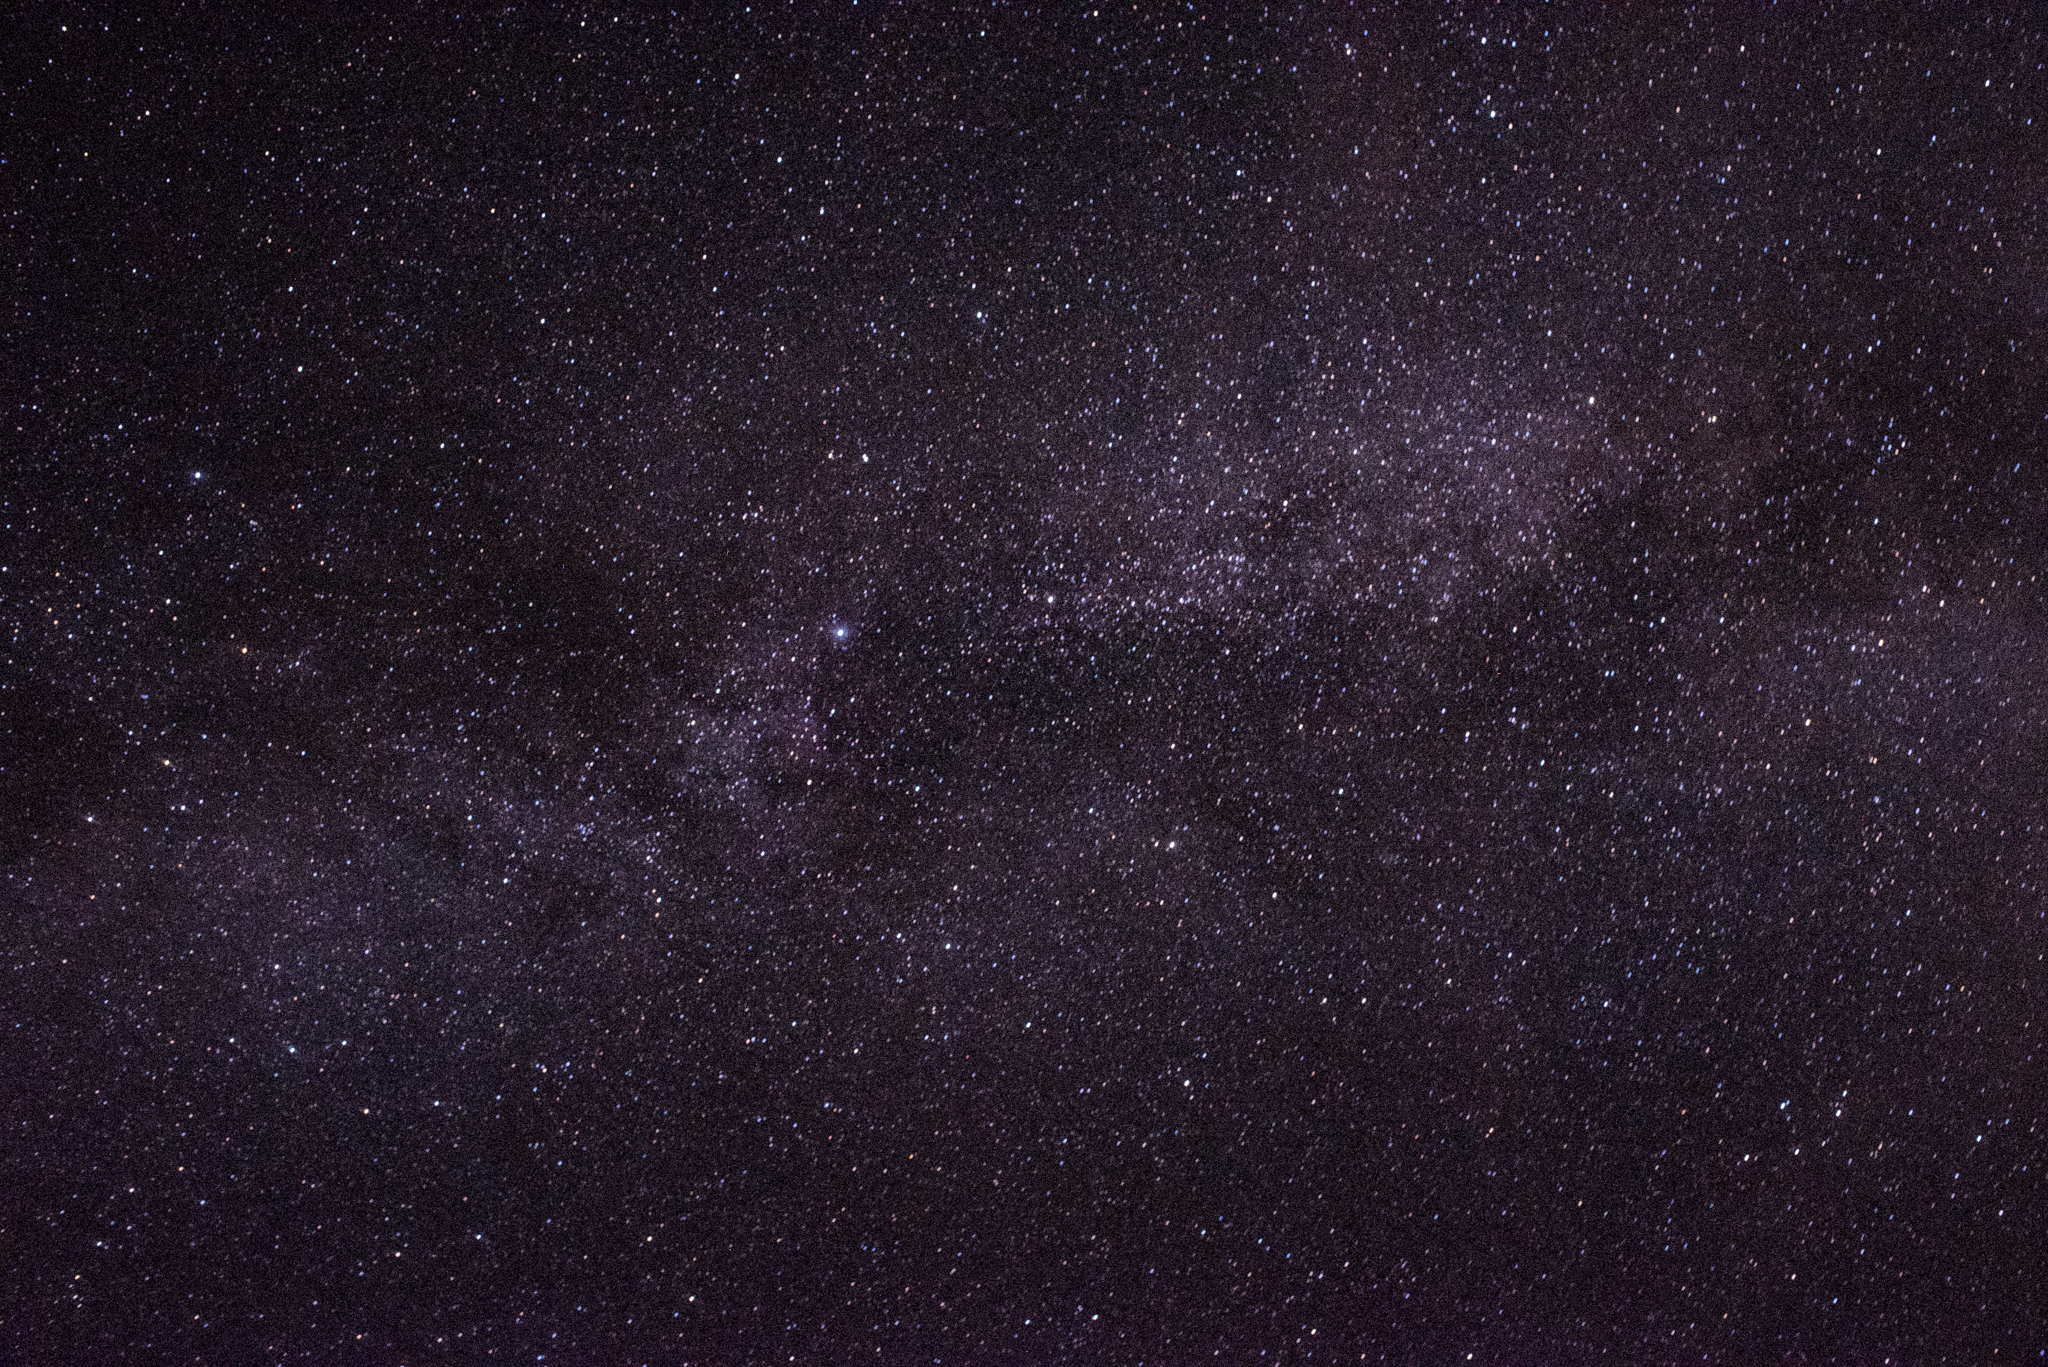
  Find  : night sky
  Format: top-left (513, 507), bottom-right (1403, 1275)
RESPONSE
top-left (4, 6), bottom-right (2044, 1363)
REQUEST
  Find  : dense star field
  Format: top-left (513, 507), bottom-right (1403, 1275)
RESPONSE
top-left (4, 6), bottom-right (2044, 1362)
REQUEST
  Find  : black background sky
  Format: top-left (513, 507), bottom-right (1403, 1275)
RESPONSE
top-left (4, 4), bottom-right (2044, 1363)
